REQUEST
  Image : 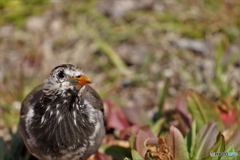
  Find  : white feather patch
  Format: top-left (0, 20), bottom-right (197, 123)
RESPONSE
top-left (84, 100), bottom-right (96, 123)
top-left (73, 111), bottom-right (77, 126)
top-left (58, 115), bottom-right (63, 123)
top-left (41, 115), bottom-right (45, 124)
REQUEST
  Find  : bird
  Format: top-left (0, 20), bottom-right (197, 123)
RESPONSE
top-left (19, 64), bottom-right (105, 160)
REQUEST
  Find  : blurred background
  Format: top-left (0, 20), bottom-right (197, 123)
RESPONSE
top-left (0, 0), bottom-right (240, 159)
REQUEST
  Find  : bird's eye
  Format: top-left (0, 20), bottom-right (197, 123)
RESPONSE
top-left (76, 75), bottom-right (81, 78)
top-left (57, 71), bottom-right (65, 79)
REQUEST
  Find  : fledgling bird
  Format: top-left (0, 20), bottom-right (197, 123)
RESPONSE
top-left (19, 64), bottom-right (105, 160)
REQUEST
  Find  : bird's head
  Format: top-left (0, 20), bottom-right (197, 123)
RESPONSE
top-left (43, 64), bottom-right (91, 95)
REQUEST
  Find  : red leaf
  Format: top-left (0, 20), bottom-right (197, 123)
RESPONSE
top-left (220, 108), bottom-right (237, 128)
top-left (136, 129), bottom-right (149, 157)
top-left (135, 126), bottom-right (158, 157)
top-left (119, 125), bottom-right (139, 139)
top-left (94, 151), bottom-right (113, 160)
top-left (104, 99), bottom-right (130, 131)
top-left (165, 126), bottom-right (189, 160)
top-left (122, 105), bottom-right (151, 126)
top-left (175, 91), bottom-right (192, 129)
top-left (140, 125), bottom-right (158, 143)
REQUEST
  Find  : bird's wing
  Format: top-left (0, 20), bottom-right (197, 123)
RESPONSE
top-left (82, 85), bottom-right (104, 113)
top-left (19, 84), bottom-right (43, 138)
top-left (20, 84), bottom-right (44, 116)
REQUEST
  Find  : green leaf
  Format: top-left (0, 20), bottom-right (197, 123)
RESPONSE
top-left (224, 145), bottom-right (238, 160)
top-left (155, 79), bottom-right (170, 119)
top-left (193, 121), bottom-right (219, 159)
top-left (226, 145), bottom-right (235, 153)
top-left (165, 126), bottom-right (189, 160)
top-left (99, 144), bottom-right (131, 160)
top-left (203, 133), bottom-right (225, 160)
top-left (151, 117), bottom-right (165, 136)
top-left (129, 135), bottom-right (136, 149)
top-left (0, 137), bottom-right (4, 160)
top-left (186, 89), bottom-right (224, 131)
top-left (212, 133), bottom-right (225, 152)
top-left (185, 119), bottom-right (196, 159)
top-left (131, 149), bottom-right (144, 160)
top-left (10, 130), bottom-right (23, 157)
top-left (204, 132), bottom-right (228, 160)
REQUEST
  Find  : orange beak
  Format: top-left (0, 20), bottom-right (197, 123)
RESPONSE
top-left (69, 75), bottom-right (91, 85)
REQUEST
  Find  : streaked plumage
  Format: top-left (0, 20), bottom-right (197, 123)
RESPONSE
top-left (19, 64), bottom-right (105, 160)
